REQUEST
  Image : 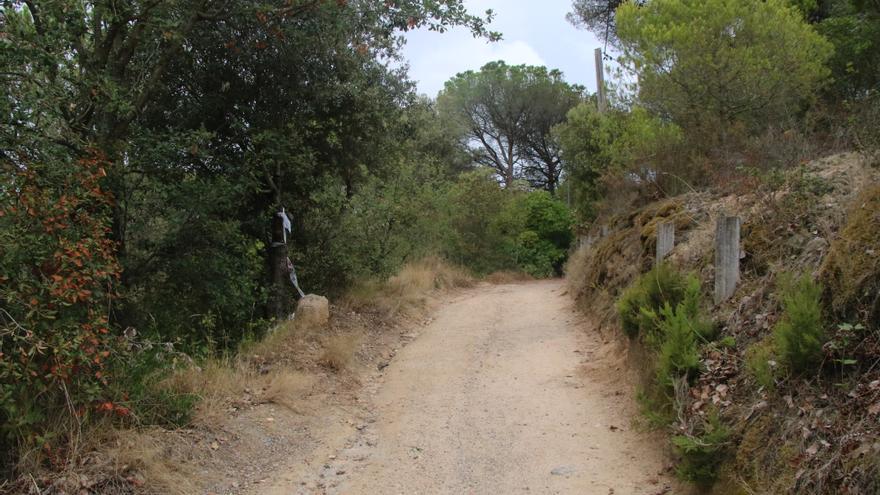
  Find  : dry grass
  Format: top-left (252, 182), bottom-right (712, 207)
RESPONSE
top-left (262, 370), bottom-right (314, 411)
top-left (158, 359), bottom-right (256, 426)
top-left (484, 270), bottom-right (534, 284)
top-left (13, 257), bottom-right (474, 493)
top-left (343, 256), bottom-right (474, 318)
top-left (319, 334), bottom-right (361, 371)
top-left (98, 429), bottom-right (202, 495)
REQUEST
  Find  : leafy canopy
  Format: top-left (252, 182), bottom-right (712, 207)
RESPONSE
top-left (615, 0), bottom-right (833, 146)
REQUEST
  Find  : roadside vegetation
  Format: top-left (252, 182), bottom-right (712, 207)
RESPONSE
top-left (564, 1), bottom-right (880, 492)
top-left (0, 1), bottom-right (580, 489)
top-left (1, 0), bottom-right (879, 493)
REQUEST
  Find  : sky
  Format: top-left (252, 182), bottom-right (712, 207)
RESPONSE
top-left (399, 0), bottom-right (605, 98)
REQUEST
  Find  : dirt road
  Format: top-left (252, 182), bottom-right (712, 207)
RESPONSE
top-left (259, 280), bottom-right (678, 495)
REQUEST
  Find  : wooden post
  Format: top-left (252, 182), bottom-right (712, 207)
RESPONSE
top-left (595, 48), bottom-right (607, 113)
top-left (656, 222), bottom-right (675, 265)
top-left (714, 215), bottom-right (741, 304)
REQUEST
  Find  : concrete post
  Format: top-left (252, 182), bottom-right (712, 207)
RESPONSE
top-left (656, 222), bottom-right (675, 265)
top-left (714, 215), bottom-right (741, 304)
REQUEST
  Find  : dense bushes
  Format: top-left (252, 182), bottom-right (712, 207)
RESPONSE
top-left (0, 155), bottom-right (121, 470)
top-left (445, 171), bottom-right (574, 277)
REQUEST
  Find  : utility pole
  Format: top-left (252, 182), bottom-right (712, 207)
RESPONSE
top-left (594, 47), bottom-right (607, 113)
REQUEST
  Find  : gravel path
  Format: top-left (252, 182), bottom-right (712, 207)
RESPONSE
top-left (258, 280), bottom-right (680, 495)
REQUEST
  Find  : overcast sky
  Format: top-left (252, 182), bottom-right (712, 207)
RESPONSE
top-left (399, 0), bottom-right (605, 98)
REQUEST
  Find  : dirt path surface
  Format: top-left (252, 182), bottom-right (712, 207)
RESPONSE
top-left (257, 280), bottom-right (679, 495)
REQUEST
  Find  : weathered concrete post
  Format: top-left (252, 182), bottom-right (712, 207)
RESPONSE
top-left (656, 222), bottom-right (675, 265)
top-left (714, 215), bottom-right (741, 304)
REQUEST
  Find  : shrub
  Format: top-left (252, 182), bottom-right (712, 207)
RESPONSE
top-left (773, 274), bottom-right (826, 374)
top-left (656, 303), bottom-right (702, 388)
top-left (616, 0), bottom-right (832, 153)
top-left (654, 275), bottom-right (714, 388)
top-left (445, 173), bottom-right (574, 277)
top-left (616, 263), bottom-right (690, 339)
top-left (672, 410), bottom-right (731, 484)
top-left (0, 155), bottom-right (121, 470)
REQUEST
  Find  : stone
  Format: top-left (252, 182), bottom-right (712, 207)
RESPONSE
top-left (296, 294), bottom-right (329, 327)
top-left (551, 465), bottom-right (576, 476)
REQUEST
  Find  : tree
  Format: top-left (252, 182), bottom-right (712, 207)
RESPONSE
top-left (0, 0), bottom-right (500, 469)
top-left (566, 0), bottom-right (646, 46)
top-left (615, 0), bottom-right (833, 149)
top-left (437, 62), bottom-right (584, 192)
top-left (817, 0), bottom-right (880, 97)
top-left (519, 74), bottom-right (585, 193)
top-left (555, 103), bottom-right (683, 218)
top-left (1, 0), bottom-right (499, 333)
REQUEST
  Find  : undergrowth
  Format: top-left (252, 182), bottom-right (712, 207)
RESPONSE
top-left (773, 274), bottom-right (826, 374)
top-left (617, 264), bottom-right (731, 483)
top-left (616, 263), bottom-right (691, 339)
top-left (672, 410), bottom-right (731, 485)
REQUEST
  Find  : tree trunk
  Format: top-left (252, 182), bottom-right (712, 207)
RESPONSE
top-left (268, 210), bottom-right (289, 320)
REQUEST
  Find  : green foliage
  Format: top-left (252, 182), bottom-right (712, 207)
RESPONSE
top-left (616, 0), bottom-right (833, 149)
top-left (110, 346), bottom-right (198, 428)
top-left (651, 275), bottom-right (714, 388)
top-left (616, 264), bottom-right (690, 339)
top-left (553, 102), bottom-right (618, 217)
top-left (0, 154), bottom-right (121, 469)
top-left (672, 411), bottom-right (731, 484)
top-left (818, 1), bottom-right (880, 97)
top-left (0, 0), bottom-right (501, 475)
top-left (554, 104), bottom-right (684, 218)
top-left (773, 274), bottom-right (826, 374)
top-left (444, 172), bottom-right (574, 277)
top-left (504, 192), bottom-right (575, 277)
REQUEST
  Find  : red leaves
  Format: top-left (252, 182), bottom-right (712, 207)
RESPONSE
top-left (2, 149), bottom-right (122, 442)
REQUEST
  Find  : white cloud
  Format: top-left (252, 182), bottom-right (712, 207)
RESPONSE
top-left (400, 0), bottom-right (604, 97)
top-left (403, 31), bottom-right (547, 97)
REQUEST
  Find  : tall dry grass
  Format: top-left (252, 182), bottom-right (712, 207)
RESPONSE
top-left (26, 257), bottom-right (475, 493)
top-left (343, 256), bottom-right (474, 318)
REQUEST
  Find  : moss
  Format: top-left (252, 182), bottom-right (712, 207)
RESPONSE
top-left (744, 336), bottom-right (777, 390)
top-left (734, 414), bottom-right (800, 493)
top-left (569, 228), bottom-right (641, 303)
top-left (636, 198), bottom-right (695, 258)
top-left (634, 197), bottom-right (684, 227)
top-left (819, 184), bottom-right (880, 327)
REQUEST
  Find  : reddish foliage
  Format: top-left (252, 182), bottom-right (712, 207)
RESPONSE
top-left (0, 150), bottom-right (122, 457)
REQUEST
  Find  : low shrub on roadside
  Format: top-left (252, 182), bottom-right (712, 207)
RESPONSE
top-left (616, 263), bottom-right (691, 339)
top-left (773, 274), bottom-right (826, 374)
top-left (672, 410), bottom-right (731, 484)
